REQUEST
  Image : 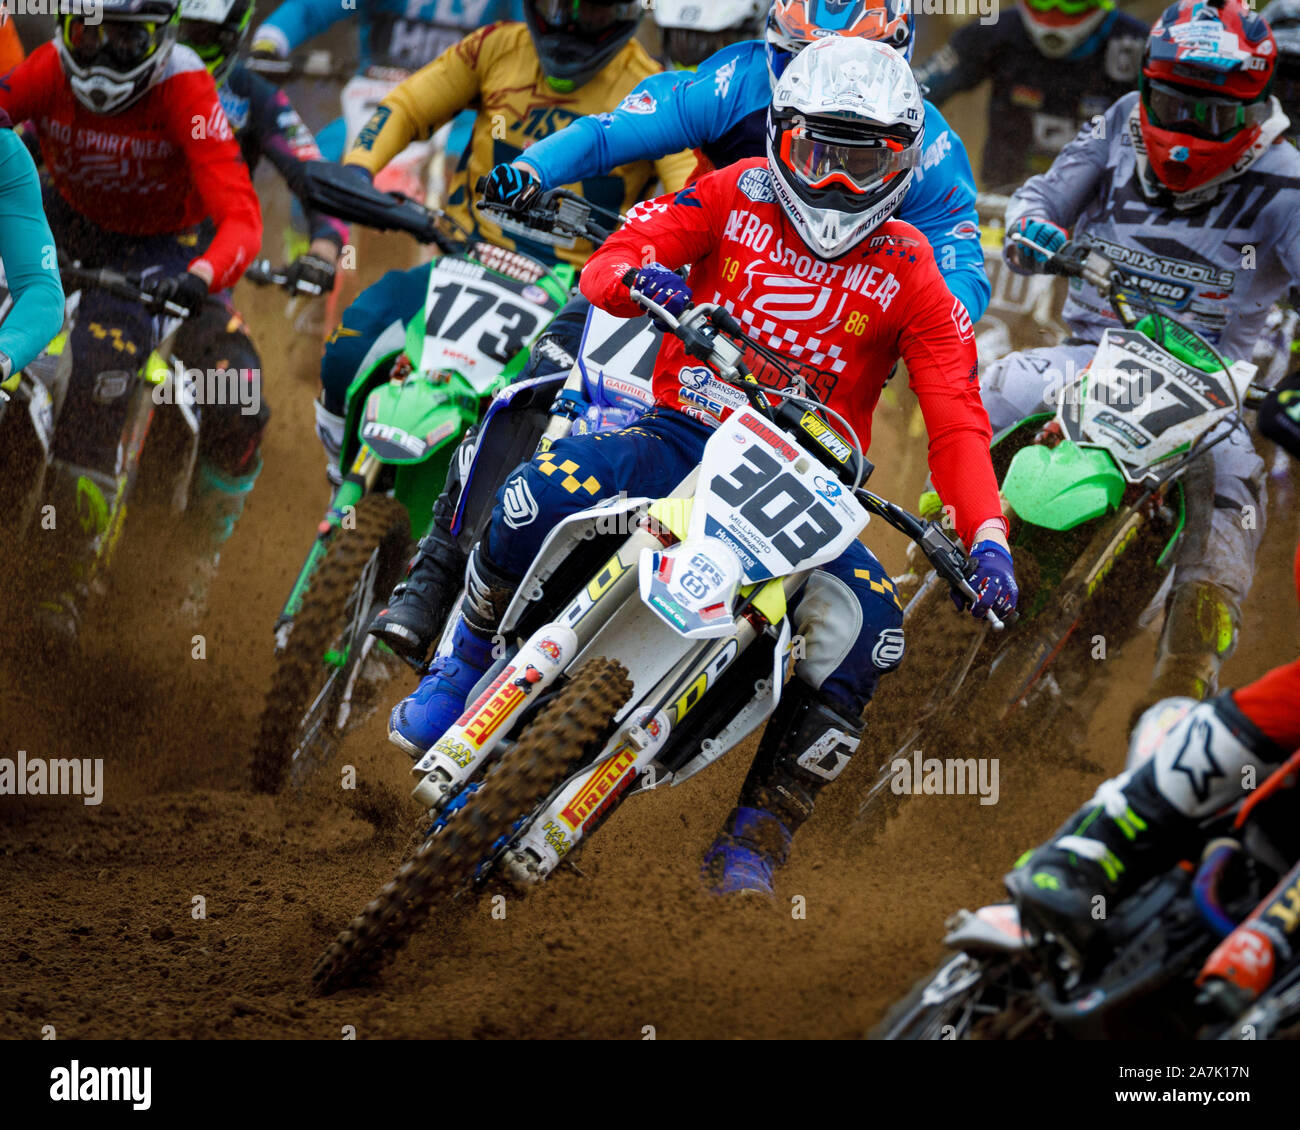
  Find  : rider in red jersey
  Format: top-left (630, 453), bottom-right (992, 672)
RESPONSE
top-left (389, 37), bottom-right (1017, 897)
top-left (0, 0), bottom-right (262, 639)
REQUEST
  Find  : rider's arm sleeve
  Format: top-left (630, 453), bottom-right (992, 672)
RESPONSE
top-left (520, 68), bottom-right (716, 190)
top-left (897, 252), bottom-right (1003, 545)
top-left (343, 24), bottom-right (492, 176)
top-left (912, 20), bottom-right (992, 105)
top-left (899, 101), bottom-right (988, 321)
top-left (1232, 657), bottom-right (1300, 750)
top-left (254, 0), bottom-right (345, 56)
top-left (0, 131), bottom-right (63, 372)
top-left (1005, 98), bottom-right (1115, 234)
top-left (173, 77), bottom-right (263, 289)
top-left (580, 179), bottom-right (723, 318)
top-left (244, 70), bottom-right (348, 247)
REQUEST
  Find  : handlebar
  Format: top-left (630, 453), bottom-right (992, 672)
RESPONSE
top-left (619, 270), bottom-right (1016, 630)
top-left (298, 160), bottom-right (464, 254)
top-left (244, 51), bottom-right (357, 82)
top-left (60, 265), bottom-right (200, 319)
top-left (475, 181), bottom-right (621, 248)
top-left (243, 259), bottom-right (329, 298)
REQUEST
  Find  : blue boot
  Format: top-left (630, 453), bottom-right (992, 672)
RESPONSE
top-left (388, 618), bottom-right (496, 758)
top-left (701, 806), bottom-right (792, 898)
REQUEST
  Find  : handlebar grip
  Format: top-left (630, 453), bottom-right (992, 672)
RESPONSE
top-left (621, 268), bottom-right (637, 287)
top-left (475, 175), bottom-right (489, 196)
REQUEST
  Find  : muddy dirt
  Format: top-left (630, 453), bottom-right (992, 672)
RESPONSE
top-left (1, 189), bottom-right (1296, 1041)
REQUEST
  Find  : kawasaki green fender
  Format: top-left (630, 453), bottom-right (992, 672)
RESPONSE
top-left (358, 375), bottom-right (477, 466)
top-left (1002, 439), bottom-right (1126, 532)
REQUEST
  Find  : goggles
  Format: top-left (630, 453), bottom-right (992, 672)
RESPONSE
top-left (779, 122), bottom-right (915, 194)
top-left (1143, 77), bottom-right (1268, 141)
top-left (529, 0), bottom-right (641, 33)
top-left (1021, 0), bottom-right (1111, 15)
top-left (62, 16), bottom-right (163, 70)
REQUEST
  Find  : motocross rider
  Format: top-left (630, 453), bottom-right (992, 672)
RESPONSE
top-left (913, 0), bottom-right (1149, 191)
top-left (1006, 369), bottom-right (1300, 960)
top-left (983, 0), bottom-right (1300, 713)
top-left (390, 38), bottom-right (1019, 897)
top-left (368, 0), bottom-right (992, 664)
top-left (655, 0), bottom-right (766, 70)
top-left (0, 0), bottom-right (262, 640)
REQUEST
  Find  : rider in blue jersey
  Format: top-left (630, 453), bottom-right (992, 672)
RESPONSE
top-left (367, 0), bottom-right (992, 681)
top-left (0, 115), bottom-right (64, 388)
top-left (486, 0), bottom-right (990, 322)
top-left (250, 0), bottom-right (523, 160)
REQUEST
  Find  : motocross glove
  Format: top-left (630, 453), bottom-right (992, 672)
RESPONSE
top-left (146, 270), bottom-right (210, 315)
top-left (249, 36), bottom-right (285, 61)
top-left (1005, 216), bottom-right (1068, 274)
top-left (632, 263), bottom-right (692, 327)
top-left (483, 163), bottom-right (541, 212)
top-left (961, 539), bottom-right (1018, 622)
top-left (286, 253), bottom-right (336, 298)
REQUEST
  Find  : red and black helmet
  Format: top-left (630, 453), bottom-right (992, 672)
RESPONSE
top-left (1139, 0), bottom-right (1278, 193)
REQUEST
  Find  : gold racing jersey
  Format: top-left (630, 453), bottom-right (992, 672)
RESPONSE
top-left (344, 21), bottom-right (696, 268)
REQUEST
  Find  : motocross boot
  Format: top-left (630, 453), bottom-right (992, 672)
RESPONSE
top-left (387, 545), bottom-right (514, 757)
top-left (181, 456), bottom-right (261, 620)
top-left (32, 465), bottom-right (112, 646)
top-left (1129, 580), bottom-right (1239, 728)
top-left (314, 394), bottom-right (346, 487)
top-left (702, 682), bottom-right (862, 897)
top-left (368, 427), bottom-right (476, 662)
top-left (1006, 694), bottom-right (1284, 959)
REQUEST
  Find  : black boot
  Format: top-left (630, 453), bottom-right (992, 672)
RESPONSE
top-left (1006, 694), bottom-right (1285, 957)
top-left (369, 523), bottom-right (467, 663)
top-left (701, 683), bottom-right (862, 896)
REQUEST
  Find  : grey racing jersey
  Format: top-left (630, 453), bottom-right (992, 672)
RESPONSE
top-left (1006, 91), bottom-right (1300, 363)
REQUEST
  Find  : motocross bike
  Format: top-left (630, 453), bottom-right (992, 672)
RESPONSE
top-left (858, 233), bottom-right (1265, 839)
top-left (249, 162), bottom-right (617, 792)
top-left (872, 707), bottom-right (1300, 1040)
top-left (309, 275), bottom-right (1010, 994)
top-left (0, 266), bottom-right (212, 641)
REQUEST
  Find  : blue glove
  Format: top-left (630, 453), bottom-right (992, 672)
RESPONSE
top-left (632, 262), bottom-right (692, 325)
top-left (483, 163), bottom-right (541, 211)
top-left (1006, 216), bottom-right (1068, 274)
top-left (960, 540), bottom-right (1018, 622)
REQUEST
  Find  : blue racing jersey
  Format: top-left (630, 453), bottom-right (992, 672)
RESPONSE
top-left (519, 40), bottom-right (989, 320)
top-left (255, 0), bottom-right (524, 72)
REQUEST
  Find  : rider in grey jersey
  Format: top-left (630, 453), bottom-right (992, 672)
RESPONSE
top-left (983, 0), bottom-right (1300, 715)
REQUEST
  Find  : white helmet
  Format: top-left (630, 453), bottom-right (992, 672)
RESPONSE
top-left (655, 0), bottom-right (766, 68)
top-left (766, 36), bottom-right (923, 260)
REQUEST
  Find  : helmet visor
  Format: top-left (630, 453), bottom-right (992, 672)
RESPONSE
top-left (529, 0), bottom-right (641, 34)
top-left (63, 15), bottom-right (164, 71)
top-left (780, 123), bottom-right (916, 194)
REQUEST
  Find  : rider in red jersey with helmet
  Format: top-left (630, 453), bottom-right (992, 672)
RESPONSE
top-left (0, 0), bottom-right (262, 638)
top-left (389, 37), bottom-right (1017, 897)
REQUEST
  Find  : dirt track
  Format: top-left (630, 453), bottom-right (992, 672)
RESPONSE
top-left (1, 229), bottom-right (1297, 1041)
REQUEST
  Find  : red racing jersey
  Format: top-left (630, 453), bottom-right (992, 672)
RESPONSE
top-left (580, 157), bottom-right (1003, 546)
top-left (0, 43), bottom-right (261, 290)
